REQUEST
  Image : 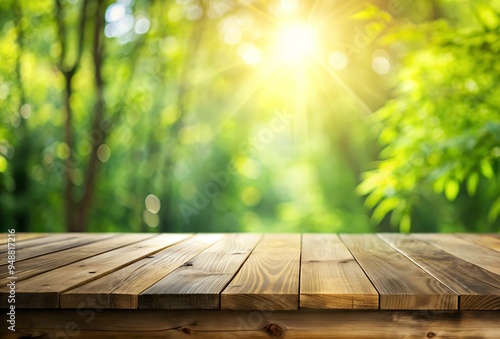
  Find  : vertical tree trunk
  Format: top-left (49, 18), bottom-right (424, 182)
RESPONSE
top-left (55, 0), bottom-right (89, 232)
top-left (75, 0), bottom-right (106, 232)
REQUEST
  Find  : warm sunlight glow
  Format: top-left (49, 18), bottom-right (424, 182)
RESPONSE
top-left (328, 51), bottom-right (348, 70)
top-left (238, 43), bottom-right (261, 65)
top-left (274, 24), bottom-right (318, 63)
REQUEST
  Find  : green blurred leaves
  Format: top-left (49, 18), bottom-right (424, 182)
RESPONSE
top-left (360, 1), bottom-right (500, 232)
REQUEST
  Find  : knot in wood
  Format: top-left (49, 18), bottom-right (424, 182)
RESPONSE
top-left (426, 332), bottom-right (436, 338)
top-left (265, 323), bottom-right (285, 337)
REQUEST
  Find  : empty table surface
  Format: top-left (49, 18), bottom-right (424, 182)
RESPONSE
top-left (1, 233), bottom-right (500, 311)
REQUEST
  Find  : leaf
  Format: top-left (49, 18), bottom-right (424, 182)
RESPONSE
top-left (399, 214), bottom-right (411, 234)
top-left (487, 197), bottom-right (500, 223)
top-left (432, 176), bottom-right (446, 194)
top-left (372, 197), bottom-right (399, 223)
top-left (444, 179), bottom-right (459, 201)
top-left (365, 189), bottom-right (384, 208)
top-left (480, 159), bottom-right (494, 179)
top-left (476, 5), bottom-right (499, 30)
top-left (349, 4), bottom-right (381, 20)
top-left (466, 172), bottom-right (479, 197)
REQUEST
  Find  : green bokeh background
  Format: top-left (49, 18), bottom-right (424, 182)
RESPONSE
top-left (1, 0), bottom-right (499, 233)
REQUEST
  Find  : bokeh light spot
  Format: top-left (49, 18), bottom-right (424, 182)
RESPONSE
top-left (186, 4), bottom-right (203, 21)
top-left (168, 6), bottom-right (183, 22)
top-left (0, 83), bottom-right (10, 100)
top-left (20, 104), bottom-right (31, 119)
top-left (97, 144), bottom-right (111, 163)
top-left (372, 56), bottom-right (391, 75)
top-left (328, 51), bottom-right (348, 70)
top-left (179, 125), bottom-right (198, 145)
top-left (10, 113), bottom-right (21, 128)
top-left (145, 194), bottom-right (161, 214)
top-left (160, 105), bottom-right (181, 125)
top-left (143, 210), bottom-right (160, 227)
top-left (105, 3), bottom-right (126, 23)
top-left (238, 43), bottom-right (261, 65)
top-left (56, 142), bottom-right (70, 160)
top-left (135, 17), bottom-right (150, 34)
top-left (240, 186), bottom-right (261, 206)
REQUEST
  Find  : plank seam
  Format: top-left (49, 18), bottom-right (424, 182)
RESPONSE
top-left (5, 234), bottom-right (158, 284)
top-left (298, 233), bottom-right (303, 310)
top-left (218, 234), bottom-right (264, 310)
top-left (376, 233), bottom-right (460, 310)
top-left (9, 234), bottom-right (116, 264)
top-left (338, 234), bottom-right (381, 310)
top-left (56, 234), bottom-right (194, 308)
top-left (420, 234), bottom-right (500, 285)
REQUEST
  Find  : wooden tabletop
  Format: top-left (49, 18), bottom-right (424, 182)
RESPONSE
top-left (1, 233), bottom-right (500, 311)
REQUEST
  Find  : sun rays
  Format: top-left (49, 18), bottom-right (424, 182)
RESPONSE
top-left (201, 0), bottom-right (377, 150)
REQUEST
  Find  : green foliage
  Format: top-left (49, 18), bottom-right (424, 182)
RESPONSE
top-left (360, 2), bottom-right (500, 232)
top-left (2, 0), bottom-right (499, 233)
top-left (1, 0), bottom-right (379, 233)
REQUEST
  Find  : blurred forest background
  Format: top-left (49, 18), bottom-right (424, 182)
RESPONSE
top-left (1, 0), bottom-right (499, 233)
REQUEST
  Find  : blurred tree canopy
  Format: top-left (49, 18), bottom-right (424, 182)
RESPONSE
top-left (359, 1), bottom-right (500, 233)
top-left (0, 0), bottom-right (499, 233)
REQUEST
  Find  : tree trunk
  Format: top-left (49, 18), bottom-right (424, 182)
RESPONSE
top-left (75, 0), bottom-right (106, 232)
top-left (55, 0), bottom-right (89, 232)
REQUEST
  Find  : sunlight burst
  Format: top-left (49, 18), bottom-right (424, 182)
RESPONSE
top-left (274, 24), bottom-right (318, 64)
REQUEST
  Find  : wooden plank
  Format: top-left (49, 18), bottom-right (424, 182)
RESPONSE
top-left (0, 232), bottom-right (49, 244)
top-left (221, 234), bottom-right (301, 311)
top-left (139, 233), bottom-right (261, 309)
top-left (0, 233), bottom-right (80, 254)
top-left (0, 234), bottom-right (191, 308)
top-left (61, 233), bottom-right (225, 309)
top-left (1, 233), bottom-right (115, 263)
top-left (0, 233), bottom-right (156, 282)
top-left (412, 233), bottom-right (500, 275)
top-left (300, 234), bottom-right (378, 309)
top-left (455, 234), bottom-right (500, 253)
top-left (2, 309), bottom-right (500, 338)
top-left (379, 233), bottom-right (500, 310)
top-left (340, 234), bottom-right (457, 310)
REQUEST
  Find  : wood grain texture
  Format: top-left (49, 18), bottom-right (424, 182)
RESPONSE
top-left (340, 234), bottom-right (457, 310)
top-left (300, 234), bottom-right (378, 309)
top-left (2, 310), bottom-right (500, 338)
top-left (61, 234), bottom-right (225, 309)
top-left (0, 233), bottom-right (155, 283)
top-left (0, 234), bottom-right (191, 308)
top-left (0, 232), bottom-right (49, 244)
top-left (221, 234), bottom-right (301, 311)
top-left (139, 233), bottom-right (261, 309)
top-left (0, 233), bottom-right (79, 254)
top-left (412, 233), bottom-right (500, 275)
top-left (455, 234), bottom-right (500, 253)
top-left (2, 232), bottom-right (499, 315)
top-left (1, 233), bottom-right (115, 263)
top-left (379, 233), bottom-right (500, 310)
